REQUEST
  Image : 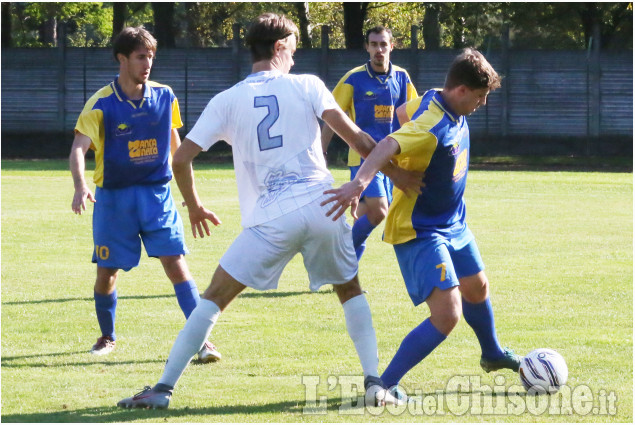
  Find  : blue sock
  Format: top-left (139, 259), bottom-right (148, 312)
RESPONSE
top-left (173, 280), bottom-right (200, 319)
top-left (94, 291), bottom-right (117, 340)
top-left (381, 318), bottom-right (446, 388)
top-left (462, 297), bottom-right (505, 360)
top-left (352, 215), bottom-right (376, 260)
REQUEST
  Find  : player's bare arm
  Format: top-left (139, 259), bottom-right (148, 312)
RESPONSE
top-left (69, 132), bottom-right (96, 215)
top-left (321, 108), bottom-right (422, 196)
top-left (320, 123), bottom-right (335, 156)
top-left (323, 136), bottom-right (403, 221)
top-left (170, 128), bottom-right (181, 156)
top-left (396, 102), bottom-right (409, 126)
top-left (172, 138), bottom-right (221, 238)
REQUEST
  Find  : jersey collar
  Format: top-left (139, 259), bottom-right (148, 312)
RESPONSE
top-left (365, 61), bottom-right (394, 83)
top-left (431, 90), bottom-right (461, 123)
top-left (111, 75), bottom-right (151, 108)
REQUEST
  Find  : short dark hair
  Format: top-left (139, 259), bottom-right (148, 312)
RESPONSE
top-left (445, 48), bottom-right (501, 90)
top-left (245, 13), bottom-right (298, 62)
top-left (112, 27), bottom-right (157, 62)
top-left (365, 26), bottom-right (393, 44)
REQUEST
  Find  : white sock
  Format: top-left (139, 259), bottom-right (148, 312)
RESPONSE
top-left (342, 294), bottom-right (379, 378)
top-left (158, 299), bottom-right (221, 388)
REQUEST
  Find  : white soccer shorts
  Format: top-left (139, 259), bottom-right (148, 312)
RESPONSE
top-left (220, 193), bottom-right (358, 292)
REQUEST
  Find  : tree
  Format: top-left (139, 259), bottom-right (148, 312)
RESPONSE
top-left (422, 3), bottom-right (441, 49)
top-left (294, 2), bottom-right (312, 48)
top-left (112, 2), bottom-right (126, 40)
top-left (2, 2), bottom-right (12, 48)
top-left (342, 2), bottom-right (369, 49)
top-left (151, 2), bottom-right (175, 47)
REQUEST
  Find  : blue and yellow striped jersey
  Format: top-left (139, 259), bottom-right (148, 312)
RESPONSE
top-left (332, 61), bottom-right (418, 166)
top-left (384, 89), bottom-right (470, 245)
top-left (75, 76), bottom-right (183, 188)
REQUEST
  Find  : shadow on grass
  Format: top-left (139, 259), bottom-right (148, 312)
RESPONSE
top-left (3, 294), bottom-right (196, 305)
top-left (239, 290), bottom-right (332, 299)
top-left (0, 396), bottom-right (361, 423)
top-left (1, 353), bottom-right (166, 369)
top-left (1, 390), bottom-right (529, 422)
top-left (3, 291), bottom-right (329, 306)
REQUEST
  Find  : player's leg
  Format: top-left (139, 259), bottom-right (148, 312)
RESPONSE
top-left (380, 238), bottom-right (459, 390)
top-left (91, 266), bottom-right (119, 355)
top-left (119, 216), bottom-right (298, 409)
top-left (118, 265), bottom-right (245, 409)
top-left (302, 194), bottom-right (399, 406)
top-left (159, 254), bottom-right (222, 363)
top-left (350, 169), bottom-right (390, 260)
top-left (453, 235), bottom-right (520, 372)
top-left (91, 186), bottom-right (142, 355)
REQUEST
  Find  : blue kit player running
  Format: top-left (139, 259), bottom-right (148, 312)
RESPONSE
top-left (324, 48), bottom-right (521, 401)
top-left (69, 26), bottom-right (220, 362)
top-left (322, 26), bottom-right (418, 261)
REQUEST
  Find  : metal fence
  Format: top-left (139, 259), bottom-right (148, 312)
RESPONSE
top-left (1, 46), bottom-right (632, 155)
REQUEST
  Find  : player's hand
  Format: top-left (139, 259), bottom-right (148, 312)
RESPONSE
top-left (389, 166), bottom-right (425, 198)
top-left (321, 180), bottom-right (364, 221)
top-left (71, 185), bottom-right (96, 215)
top-left (188, 205), bottom-right (221, 238)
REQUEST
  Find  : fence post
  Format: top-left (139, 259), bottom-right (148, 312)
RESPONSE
top-left (320, 25), bottom-right (329, 82)
top-left (500, 24), bottom-right (510, 139)
top-left (57, 22), bottom-right (67, 132)
top-left (410, 25), bottom-right (419, 88)
top-left (589, 22), bottom-right (601, 143)
top-left (232, 23), bottom-right (241, 83)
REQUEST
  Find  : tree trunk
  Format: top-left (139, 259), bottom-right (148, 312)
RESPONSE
top-left (112, 2), bottom-right (126, 40)
top-left (342, 2), bottom-right (368, 49)
top-left (422, 3), bottom-right (441, 50)
top-left (151, 2), bottom-right (175, 48)
top-left (2, 2), bottom-right (12, 48)
top-left (39, 16), bottom-right (57, 47)
top-left (294, 2), bottom-right (312, 48)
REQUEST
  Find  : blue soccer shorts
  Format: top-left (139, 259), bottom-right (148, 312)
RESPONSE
top-left (350, 165), bottom-right (393, 204)
top-left (393, 226), bottom-right (485, 306)
top-left (92, 183), bottom-right (188, 271)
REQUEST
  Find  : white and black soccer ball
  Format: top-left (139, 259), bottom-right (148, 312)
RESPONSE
top-left (519, 348), bottom-right (568, 394)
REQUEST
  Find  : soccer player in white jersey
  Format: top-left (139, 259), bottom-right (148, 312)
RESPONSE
top-left (117, 13), bottom-right (422, 410)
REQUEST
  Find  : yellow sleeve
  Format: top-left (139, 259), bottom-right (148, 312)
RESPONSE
top-left (406, 82), bottom-right (418, 101)
top-left (75, 106), bottom-right (104, 152)
top-left (390, 112), bottom-right (439, 171)
top-left (332, 77), bottom-right (354, 116)
top-left (404, 97), bottom-right (423, 121)
top-left (172, 97), bottom-right (183, 129)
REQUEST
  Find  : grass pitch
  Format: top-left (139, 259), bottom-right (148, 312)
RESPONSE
top-left (1, 159), bottom-right (632, 422)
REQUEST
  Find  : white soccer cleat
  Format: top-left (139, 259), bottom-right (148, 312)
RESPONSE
top-left (364, 376), bottom-right (405, 407)
top-left (197, 341), bottom-right (221, 363)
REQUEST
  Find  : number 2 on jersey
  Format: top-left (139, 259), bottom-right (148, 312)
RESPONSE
top-left (254, 95), bottom-right (283, 151)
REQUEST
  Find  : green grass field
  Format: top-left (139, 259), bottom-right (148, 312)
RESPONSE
top-left (1, 159), bottom-right (632, 422)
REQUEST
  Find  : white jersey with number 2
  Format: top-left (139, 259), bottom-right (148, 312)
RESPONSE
top-left (187, 70), bottom-right (339, 228)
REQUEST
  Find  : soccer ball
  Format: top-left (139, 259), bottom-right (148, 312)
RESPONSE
top-left (519, 348), bottom-right (568, 394)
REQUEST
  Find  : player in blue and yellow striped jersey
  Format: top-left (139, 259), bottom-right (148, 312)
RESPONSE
top-left (324, 49), bottom-right (522, 400)
top-left (322, 26), bottom-right (418, 261)
top-left (69, 27), bottom-right (220, 362)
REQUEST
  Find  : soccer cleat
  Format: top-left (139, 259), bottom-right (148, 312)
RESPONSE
top-left (90, 336), bottom-right (115, 355)
top-left (480, 347), bottom-right (522, 373)
top-left (387, 385), bottom-right (409, 404)
top-left (117, 386), bottom-right (172, 409)
top-left (364, 376), bottom-right (405, 407)
top-left (197, 341), bottom-right (221, 363)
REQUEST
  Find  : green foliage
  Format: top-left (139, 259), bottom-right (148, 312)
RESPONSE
top-left (1, 160), bottom-right (633, 422)
top-left (5, 2), bottom-right (633, 50)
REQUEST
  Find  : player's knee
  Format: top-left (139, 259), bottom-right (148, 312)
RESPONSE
top-left (333, 278), bottom-right (363, 304)
top-left (431, 306), bottom-right (461, 335)
top-left (366, 205), bottom-right (388, 226)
